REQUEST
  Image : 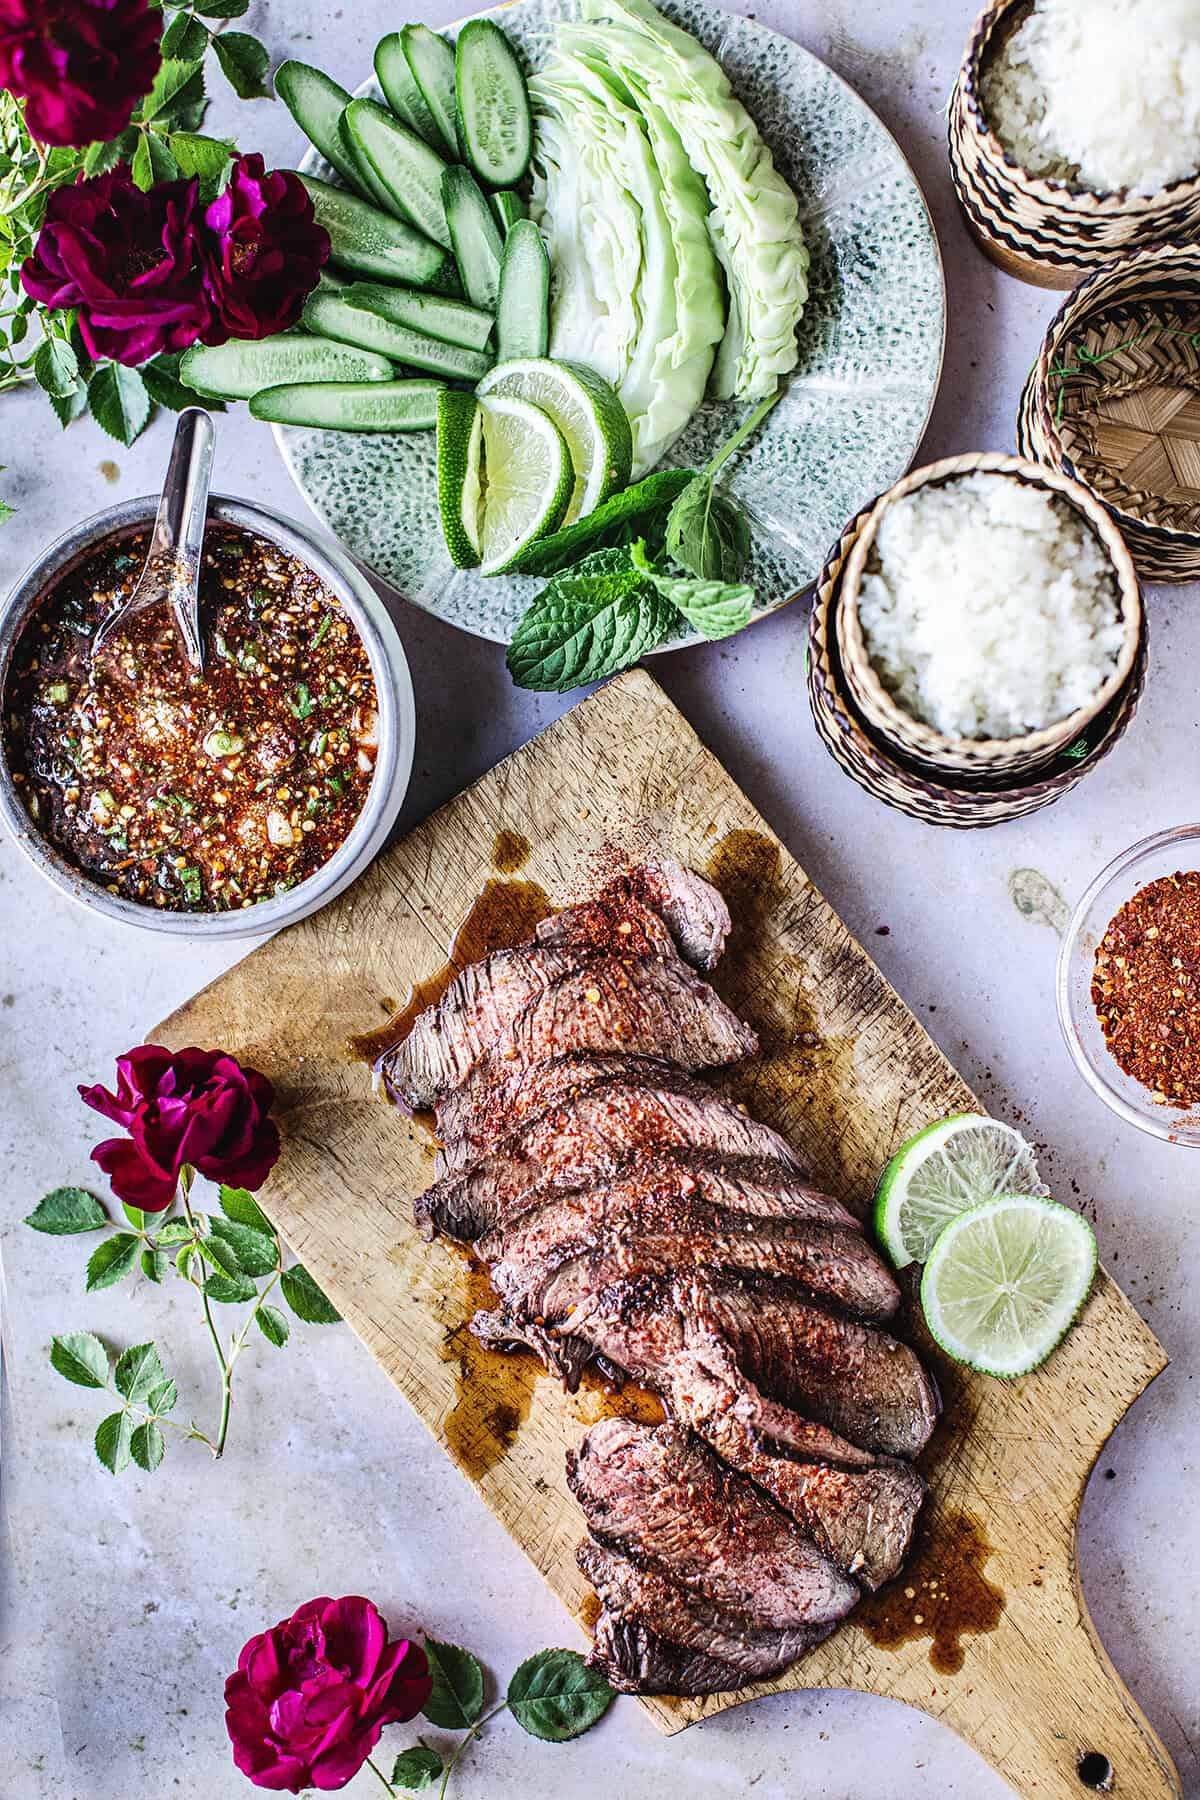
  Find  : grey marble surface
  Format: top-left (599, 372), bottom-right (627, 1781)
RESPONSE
top-left (1, 2), bottom-right (1197, 1797)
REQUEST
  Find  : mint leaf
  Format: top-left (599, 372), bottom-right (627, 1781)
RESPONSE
top-left (141, 1248), bottom-right (169, 1283)
top-left (95, 1410), bottom-right (133, 1474)
top-left (88, 364), bottom-right (151, 447)
top-left (147, 1378), bottom-right (178, 1414)
top-left (664, 478), bottom-right (751, 584)
top-left (161, 11), bottom-right (210, 59)
top-left (507, 548), bottom-right (675, 692)
top-left (629, 542), bottom-right (754, 641)
top-left (391, 1746), bottom-right (442, 1791)
top-left (422, 1641), bottom-right (485, 1729)
top-left (209, 1218), bottom-right (277, 1277)
top-left (255, 1304), bottom-right (289, 1348)
top-left (167, 131), bottom-right (235, 182)
top-left (131, 1420), bottom-right (165, 1472)
top-left (510, 468), bottom-right (695, 577)
top-left (507, 1649), bottom-right (614, 1742)
top-left (86, 1233), bottom-right (141, 1291)
top-left (131, 128), bottom-right (180, 191)
top-left (114, 1342), bottom-right (167, 1405)
top-left (218, 1185), bottom-right (274, 1233)
top-left (214, 32), bottom-right (271, 100)
top-left (33, 338), bottom-right (79, 399)
top-left (50, 1331), bottom-right (109, 1389)
top-left (203, 1270), bottom-right (258, 1304)
top-left (26, 1187), bottom-right (107, 1235)
top-left (280, 1264), bottom-right (341, 1324)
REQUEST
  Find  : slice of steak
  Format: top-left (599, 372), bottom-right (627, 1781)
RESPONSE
top-left (577, 1541), bottom-right (829, 1686)
top-left (698, 1411), bottom-right (925, 1590)
top-left (587, 1608), bottom-right (738, 1696)
top-left (537, 859), bottom-right (731, 971)
top-left (485, 1187), bottom-right (897, 1324)
top-left (417, 1081), bottom-right (794, 1243)
top-left (567, 1419), bottom-right (859, 1630)
top-left (693, 1278), bottom-right (941, 1460)
top-left (435, 1053), bottom-right (711, 1174)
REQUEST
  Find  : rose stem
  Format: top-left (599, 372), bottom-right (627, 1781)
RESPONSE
top-left (179, 1167), bottom-right (236, 1459)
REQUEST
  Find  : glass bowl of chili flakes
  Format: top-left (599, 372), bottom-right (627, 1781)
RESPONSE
top-left (1057, 824), bottom-right (1200, 1144)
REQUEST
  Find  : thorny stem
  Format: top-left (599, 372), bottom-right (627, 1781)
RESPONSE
top-left (178, 1170), bottom-right (231, 1456)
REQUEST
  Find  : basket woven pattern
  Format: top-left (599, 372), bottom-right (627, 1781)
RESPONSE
top-left (806, 504), bottom-right (1148, 829)
top-left (949, 0), bottom-right (1200, 289)
top-left (1018, 243), bottom-right (1200, 579)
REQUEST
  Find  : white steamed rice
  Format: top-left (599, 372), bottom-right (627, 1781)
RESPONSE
top-left (855, 473), bottom-right (1124, 743)
top-left (982, 0), bottom-right (1200, 196)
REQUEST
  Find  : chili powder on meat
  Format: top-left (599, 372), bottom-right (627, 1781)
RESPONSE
top-left (3, 524), bottom-right (378, 913)
top-left (1091, 870), bottom-right (1200, 1106)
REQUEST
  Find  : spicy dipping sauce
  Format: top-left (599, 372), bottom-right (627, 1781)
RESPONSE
top-left (2, 523), bottom-right (378, 913)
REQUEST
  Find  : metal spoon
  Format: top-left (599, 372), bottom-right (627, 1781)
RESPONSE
top-left (92, 407), bottom-right (216, 672)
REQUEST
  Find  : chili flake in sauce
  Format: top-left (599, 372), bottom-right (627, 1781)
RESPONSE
top-left (1092, 870), bottom-right (1200, 1107)
top-left (3, 524), bottom-right (378, 912)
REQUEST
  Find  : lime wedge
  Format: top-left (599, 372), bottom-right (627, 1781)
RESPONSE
top-left (920, 1194), bottom-right (1096, 1377)
top-left (478, 394), bottom-right (573, 575)
top-left (872, 1113), bottom-right (1046, 1269)
top-left (437, 389), bottom-right (484, 569)
top-left (477, 356), bottom-right (632, 524)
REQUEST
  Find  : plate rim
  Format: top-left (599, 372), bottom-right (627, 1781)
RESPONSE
top-left (271, 0), bottom-right (948, 650)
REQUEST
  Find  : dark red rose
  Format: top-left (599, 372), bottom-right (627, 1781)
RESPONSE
top-left (202, 154), bottom-right (330, 340)
top-left (225, 1597), bottom-right (432, 1793)
top-left (79, 1044), bottom-right (280, 1211)
top-left (0, 0), bottom-right (161, 148)
top-left (21, 167), bottom-right (216, 366)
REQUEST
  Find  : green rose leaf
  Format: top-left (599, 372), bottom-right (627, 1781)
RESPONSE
top-left (213, 32), bottom-right (272, 100)
top-left (131, 128), bottom-right (181, 192)
top-left (33, 338), bottom-right (80, 400)
top-left (167, 131), bottom-right (235, 182)
top-left (506, 1649), bottom-right (614, 1742)
top-left (209, 1218), bottom-right (277, 1277)
top-left (25, 1187), bottom-right (107, 1235)
top-left (175, 1243), bottom-right (198, 1279)
top-left (86, 1233), bottom-right (141, 1291)
top-left (130, 1421), bottom-right (166, 1472)
top-left (83, 130), bottom-right (137, 177)
top-left (194, 0), bottom-right (250, 15)
top-left (114, 1342), bottom-right (168, 1405)
top-left (49, 1331), bottom-right (109, 1389)
top-left (95, 1410), bottom-right (134, 1474)
top-left (218, 1185), bottom-right (275, 1234)
top-left (255, 1304), bottom-right (289, 1348)
top-left (161, 11), bottom-right (210, 60)
top-left (391, 1746), bottom-right (443, 1791)
top-left (88, 364), bottom-right (151, 447)
top-left (121, 1202), bottom-right (146, 1230)
top-left (280, 1264), bottom-right (341, 1325)
top-left (155, 1219), bottom-right (194, 1247)
top-left (140, 1249), bottom-right (169, 1284)
top-left (197, 1233), bottom-right (243, 1276)
top-left (203, 1270), bottom-right (259, 1305)
top-left (143, 57), bottom-right (207, 125)
top-left (422, 1640), bottom-right (486, 1730)
top-left (147, 1378), bottom-right (178, 1415)
top-left (49, 384), bottom-right (90, 429)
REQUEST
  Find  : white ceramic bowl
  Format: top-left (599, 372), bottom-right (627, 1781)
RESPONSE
top-left (0, 495), bottom-right (415, 938)
top-left (1057, 824), bottom-right (1200, 1145)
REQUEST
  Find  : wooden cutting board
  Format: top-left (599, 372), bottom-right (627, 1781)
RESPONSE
top-left (155, 669), bottom-right (1179, 1800)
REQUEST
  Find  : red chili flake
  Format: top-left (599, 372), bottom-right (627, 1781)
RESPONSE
top-left (1091, 871), bottom-right (1200, 1106)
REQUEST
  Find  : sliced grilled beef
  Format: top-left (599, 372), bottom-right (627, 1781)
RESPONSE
top-left (536, 859), bottom-right (731, 971)
top-left (569, 1420), bottom-right (859, 1630)
top-left (698, 1412), bottom-right (925, 1590)
top-left (588, 1609), bottom-right (737, 1696)
top-left (483, 1177), bottom-right (897, 1324)
top-left (578, 1542), bottom-right (829, 1685)
top-left (417, 1082), bottom-right (796, 1242)
top-left (435, 1053), bottom-right (712, 1173)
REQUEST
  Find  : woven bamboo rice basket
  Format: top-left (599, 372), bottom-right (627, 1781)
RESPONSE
top-left (807, 503), bottom-right (1148, 830)
top-left (949, 0), bottom-right (1200, 290)
top-left (834, 453), bottom-right (1142, 781)
top-left (1018, 241), bottom-right (1200, 580)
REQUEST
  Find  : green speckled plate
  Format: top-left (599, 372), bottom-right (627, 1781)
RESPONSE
top-left (275, 0), bottom-right (945, 646)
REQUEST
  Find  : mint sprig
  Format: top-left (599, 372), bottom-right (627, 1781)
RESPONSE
top-left (506, 545), bottom-right (677, 691)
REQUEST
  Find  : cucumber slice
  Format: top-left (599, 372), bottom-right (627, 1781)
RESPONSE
top-left (400, 23), bottom-right (459, 160)
top-left (180, 333), bottom-right (392, 402)
top-left (250, 380), bottom-right (443, 432)
top-left (441, 165), bottom-right (504, 311)
top-left (336, 111), bottom-right (400, 215)
top-left (344, 97), bottom-right (450, 249)
top-left (437, 389), bottom-right (484, 568)
top-left (489, 189), bottom-right (526, 235)
top-left (303, 290), bottom-right (493, 381)
top-left (455, 19), bottom-right (532, 188)
top-left (496, 218), bottom-right (549, 363)
top-left (276, 62), bottom-right (371, 196)
top-left (345, 281), bottom-right (493, 353)
top-left (375, 32), bottom-right (443, 149)
top-left (299, 174), bottom-right (454, 289)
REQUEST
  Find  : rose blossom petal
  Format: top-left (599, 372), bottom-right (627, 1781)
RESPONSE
top-left (319, 1596), bottom-right (387, 1686)
top-left (89, 1138), bottom-right (178, 1211)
